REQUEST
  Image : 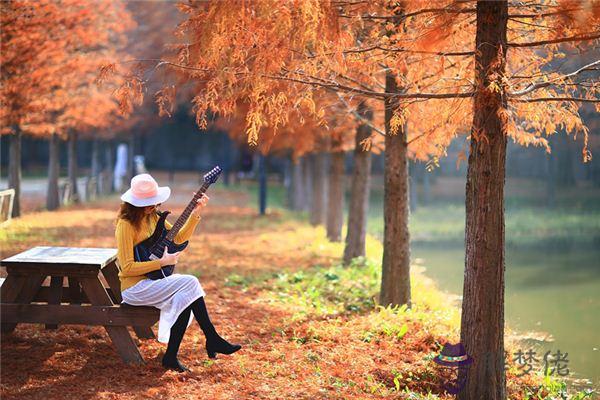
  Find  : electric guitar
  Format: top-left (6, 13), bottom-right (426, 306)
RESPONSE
top-left (134, 166), bottom-right (222, 280)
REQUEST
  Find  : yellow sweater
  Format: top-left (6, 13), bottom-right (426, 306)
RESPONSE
top-left (115, 211), bottom-right (201, 291)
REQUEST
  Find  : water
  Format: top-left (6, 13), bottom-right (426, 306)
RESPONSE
top-left (412, 242), bottom-right (600, 387)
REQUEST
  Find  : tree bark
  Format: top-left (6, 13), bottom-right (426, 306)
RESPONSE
top-left (290, 156), bottom-right (305, 211)
top-left (67, 130), bottom-right (80, 203)
top-left (91, 137), bottom-right (100, 195)
top-left (302, 154), bottom-right (313, 213)
top-left (458, 2), bottom-right (508, 399)
top-left (554, 133), bottom-right (576, 187)
top-left (327, 149), bottom-right (345, 241)
top-left (545, 152), bottom-right (556, 208)
top-left (343, 102), bottom-right (372, 264)
top-left (310, 151), bottom-right (328, 226)
top-left (8, 127), bottom-right (22, 218)
top-left (379, 72), bottom-right (411, 307)
top-left (104, 140), bottom-right (115, 194)
top-left (258, 153), bottom-right (267, 215)
top-left (127, 133), bottom-right (135, 181)
top-left (46, 132), bottom-right (60, 210)
top-left (409, 162), bottom-right (418, 213)
top-left (422, 164), bottom-right (431, 206)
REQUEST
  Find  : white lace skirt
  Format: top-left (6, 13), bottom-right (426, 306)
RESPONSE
top-left (121, 273), bottom-right (205, 343)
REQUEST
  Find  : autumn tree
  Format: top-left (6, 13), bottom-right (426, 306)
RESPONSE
top-left (1, 0), bottom-right (133, 213)
top-left (104, 0), bottom-right (472, 308)
top-left (104, 4), bottom-right (598, 399)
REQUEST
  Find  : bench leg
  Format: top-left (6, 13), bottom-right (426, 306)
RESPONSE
top-left (1, 274), bottom-right (45, 333)
top-left (67, 277), bottom-right (83, 305)
top-left (101, 260), bottom-right (123, 303)
top-left (79, 277), bottom-right (145, 365)
top-left (46, 276), bottom-right (64, 329)
top-left (1, 274), bottom-right (26, 333)
top-left (133, 326), bottom-right (155, 339)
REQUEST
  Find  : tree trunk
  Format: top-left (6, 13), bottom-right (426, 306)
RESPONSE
top-left (310, 151), bottom-right (328, 226)
top-left (422, 164), bottom-right (431, 206)
top-left (379, 72), bottom-right (411, 307)
top-left (104, 140), bottom-right (115, 194)
top-left (409, 161), bottom-right (418, 213)
top-left (284, 153), bottom-right (292, 209)
top-left (46, 132), bottom-right (60, 210)
top-left (343, 102), bottom-right (372, 264)
top-left (545, 153), bottom-right (556, 208)
top-left (8, 127), bottom-right (22, 218)
top-left (555, 133), bottom-right (576, 187)
top-left (91, 137), bottom-right (100, 195)
top-left (458, 2), bottom-right (508, 399)
top-left (127, 132), bottom-right (136, 181)
top-left (67, 130), bottom-right (80, 203)
top-left (258, 153), bottom-right (267, 215)
top-left (302, 154), bottom-right (314, 213)
top-left (327, 150), bottom-right (345, 241)
top-left (290, 156), bottom-right (305, 211)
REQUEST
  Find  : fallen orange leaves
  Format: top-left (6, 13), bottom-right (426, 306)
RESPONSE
top-left (1, 181), bottom-right (541, 399)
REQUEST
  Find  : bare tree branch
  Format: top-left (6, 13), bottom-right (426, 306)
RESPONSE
top-left (305, 45), bottom-right (473, 58)
top-left (510, 59), bottom-right (600, 96)
top-left (508, 7), bottom-right (596, 19)
top-left (508, 33), bottom-right (600, 47)
top-left (337, 7), bottom-right (476, 20)
top-left (513, 97), bottom-right (600, 103)
top-left (333, 91), bottom-right (386, 136)
top-left (265, 73), bottom-right (475, 100)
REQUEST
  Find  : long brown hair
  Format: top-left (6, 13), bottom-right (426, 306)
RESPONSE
top-left (115, 202), bottom-right (155, 231)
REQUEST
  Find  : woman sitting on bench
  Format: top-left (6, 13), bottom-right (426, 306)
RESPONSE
top-left (114, 173), bottom-right (241, 372)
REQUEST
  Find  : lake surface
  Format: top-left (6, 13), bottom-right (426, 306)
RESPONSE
top-left (412, 242), bottom-right (600, 388)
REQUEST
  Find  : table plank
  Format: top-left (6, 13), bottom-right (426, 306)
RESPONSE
top-left (1, 303), bottom-right (159, 326)
top-left (1, 246), bottom-right (116, 267)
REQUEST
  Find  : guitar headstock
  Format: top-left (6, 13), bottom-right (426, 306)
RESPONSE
top-left (203, 166), bottom-right (222, 185)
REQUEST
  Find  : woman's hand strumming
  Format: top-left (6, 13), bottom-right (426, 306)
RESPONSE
top-left (160, 246), bottom-right (181, 266)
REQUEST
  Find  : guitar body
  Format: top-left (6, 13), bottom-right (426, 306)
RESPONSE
top-left (133, 210), bottom-right (189, 280)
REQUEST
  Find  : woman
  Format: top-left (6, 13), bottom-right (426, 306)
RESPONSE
top-left (114, 173), bottom-right (241, 372)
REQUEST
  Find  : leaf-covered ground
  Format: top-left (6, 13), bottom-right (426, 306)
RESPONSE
top-left (0, 176), bottom-right (554, 399)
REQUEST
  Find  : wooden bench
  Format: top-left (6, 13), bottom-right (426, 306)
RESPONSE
top-left (0, 246), bottom-right (159, 365)
top-left (0, 188), bottom-right (15, 226)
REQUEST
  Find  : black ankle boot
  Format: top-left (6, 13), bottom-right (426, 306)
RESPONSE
top-left (161, 355), bottom-right (191, 373)
top-left (205, 335), bottom-right (242, 359)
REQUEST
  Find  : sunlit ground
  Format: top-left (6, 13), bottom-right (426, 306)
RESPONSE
top-left (1, 171), bottom-right (595, 398)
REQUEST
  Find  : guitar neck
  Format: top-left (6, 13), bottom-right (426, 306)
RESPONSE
top-left (165, 182), bottom-right (210, 241)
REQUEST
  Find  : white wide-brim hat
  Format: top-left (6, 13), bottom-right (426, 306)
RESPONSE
top-left (120, 173), bottom-right (171, 207)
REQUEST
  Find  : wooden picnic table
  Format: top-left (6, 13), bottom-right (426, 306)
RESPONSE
top-left (0, 246), bottom-right (159, 365)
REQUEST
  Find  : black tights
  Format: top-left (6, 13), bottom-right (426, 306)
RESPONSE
top-left (163, 296), bottom-right (218, 363)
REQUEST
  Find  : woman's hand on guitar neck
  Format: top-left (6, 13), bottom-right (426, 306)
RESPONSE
top-left (191, 193), bottom-right (210, 218)
top-left (159, 246), bottom-right (182, 267)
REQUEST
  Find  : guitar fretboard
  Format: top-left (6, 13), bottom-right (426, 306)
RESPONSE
top-left (165, 182), bottom-right (209, 241)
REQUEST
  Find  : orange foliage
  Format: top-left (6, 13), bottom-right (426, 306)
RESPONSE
top-left (105, 0), bottom-right (599, 161)
top-left (0, 0), bottom-right (134, 140)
